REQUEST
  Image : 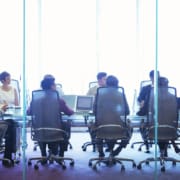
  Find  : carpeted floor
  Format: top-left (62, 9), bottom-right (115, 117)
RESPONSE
top-left (1, 128), bottom-right (180, 180)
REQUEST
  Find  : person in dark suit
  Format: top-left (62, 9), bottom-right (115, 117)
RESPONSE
top-left (139, 76), bottom-right (180, 156)
top-left (137, 70), bottom-right (160, 116)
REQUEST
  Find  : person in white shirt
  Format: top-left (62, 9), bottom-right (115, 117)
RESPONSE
top-left (0, 71), bottom-right (19, 167)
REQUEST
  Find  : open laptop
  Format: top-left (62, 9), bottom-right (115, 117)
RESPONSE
top-left (76, 95), bottom-right (94, 113)
top-left (61, 95), bottom-right (77, 112)
top-left (62, 95), bottom-right (94, 114)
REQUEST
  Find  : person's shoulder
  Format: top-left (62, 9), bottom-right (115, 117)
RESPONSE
top-left (87, 85), bottom-right (98, 95)
top-left (141, 84), bottom-right (151, 91)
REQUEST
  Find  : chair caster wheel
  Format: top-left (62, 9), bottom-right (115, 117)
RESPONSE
top-left (28, 161), bottom-right (32, 166)
top-left (70, 161), bottom-right (74, 166)
top-left (89, 161), bottom-right (92, 166)
top-left (15, 159), bottom-right (20, 164)
top-left (161, 166), bottom-right (165, 172)
top-left (137, 164), bottom-right (142, 170)
top-left (132, 163), bottom-right (136, 168)
top-left (62, 165), bottom-right (66, 169)
top-left (92, 165), bottom-right (97, 170)
top-left (145, 161), bottom-right (149, 165)
top-left (34, 164), bottom-right (39, 170)
top-left (121, 165), bottom-right (125, 171)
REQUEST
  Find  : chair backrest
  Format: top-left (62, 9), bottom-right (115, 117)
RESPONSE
top-left (140, 80), bottom-right (152, 90)
top-left (56, 83), bottom-right (64, 97)
top-left (89, 81), bottom-right (98, 89)
top-left (148, 86), bottom-right (178, 140)
top-left (95, 86), bottom-right (129, 139)
top-left (31, 89), bottom-right (65, 142)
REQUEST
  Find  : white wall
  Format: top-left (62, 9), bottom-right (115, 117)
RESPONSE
top-left (0, 0), bottom-right (180, 113)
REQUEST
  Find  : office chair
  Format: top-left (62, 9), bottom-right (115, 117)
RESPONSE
top-left (56, 83), bottom-right (64, 98)
top-left (131, 80), bottom-right (152, 152)
top-left (0, 122), bottom-right (12, 165)
top-left (28, 90), bottom-right (74, 170)
top-left (11, 79), bottom-right (21, 105)
top-left (82, 81), bottom-right (98, 152)
top-left (89, 81), bottom-right (98, 89)
top-left (137, 86), bottom-right (180, 172)
top-left (88, 87), bottom-right (136, 171)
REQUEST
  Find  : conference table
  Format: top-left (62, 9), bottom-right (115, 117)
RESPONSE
top-left (62, 111), bottom-right (180, 128)
top-left (2, 107), bottom-right (180, 131)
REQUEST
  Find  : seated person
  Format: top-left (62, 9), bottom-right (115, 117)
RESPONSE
top-left (136, 70), bottom-right (159, 151)
top-left (140, 76), bottom-right (180, 156)
top-left (137, 70), bottom-right (159, 116)
top-left (86, 72), bottom-right (107, 96)
top-left (27, 76), bottom-right (74, 164)
top-left (0, 71), bottom-right (19, 167)
top-left (91, 75), bottom-right (131, 157)
top-left (43, 74), bottom-right (64, 97)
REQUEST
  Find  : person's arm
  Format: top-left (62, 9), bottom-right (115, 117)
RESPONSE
top-left (0, 104), bottom-right (8, 113)
top-left (59, 99), bottom-right (74, 116)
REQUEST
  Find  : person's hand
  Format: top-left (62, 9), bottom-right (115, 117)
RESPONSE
top-left (1, 104), bottom-right (8, 112)
top-left (139, 100), bottom-right (144, 108)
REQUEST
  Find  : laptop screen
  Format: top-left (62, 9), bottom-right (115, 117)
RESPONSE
top-left (76, 96), bottom-right (94, 112)
top-left (61, 95), bottom-right (77, 112)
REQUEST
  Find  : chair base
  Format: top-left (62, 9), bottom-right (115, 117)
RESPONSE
top-left (88, 154), bottom-right (136, 171)
top-left (28, 154), bottom-right (74, 170)
top-left (137, 156), bottom-right (180, 172)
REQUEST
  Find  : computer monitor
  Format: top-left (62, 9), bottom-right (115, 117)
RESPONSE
top-left (76, 95), bottom-right (94, 113)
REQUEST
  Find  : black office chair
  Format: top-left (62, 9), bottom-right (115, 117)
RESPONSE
top-left (89, 81), bottom-right (98, 89)
top-left (28, 90), bottom-right (74, 170)
top-left (88, 86), bottom-right (136, 171)
top-left (56, 83), bottom-right (64, 98)
top-left (137, 86), bottom-right (180, 172)
top-left (82, 81), bottom-right (98, 152)
top-left (131, 80), bottom-right (152, 152)
top-left (11, 79), bottom-right (21, 105)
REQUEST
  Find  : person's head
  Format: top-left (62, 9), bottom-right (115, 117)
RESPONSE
top-left (43, 74), bottom-right (55, 80)
top-left (41, 78), bottom-right (56, 90)
top-left (158, 77), bottom-right (169, 87)
top-left (0, 71), bottom-right (11, 85)
top-left (96, 72), bottom-right (107, 87)
top-left (149, 70), bottom-right (160, 82)
top-left (106, 75), bottom-right (119, 87)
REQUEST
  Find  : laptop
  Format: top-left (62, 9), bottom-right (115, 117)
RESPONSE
top-left (61, 95), bottom-right (77, 112)
top-left (76, 95), bottom-right (94, 113)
